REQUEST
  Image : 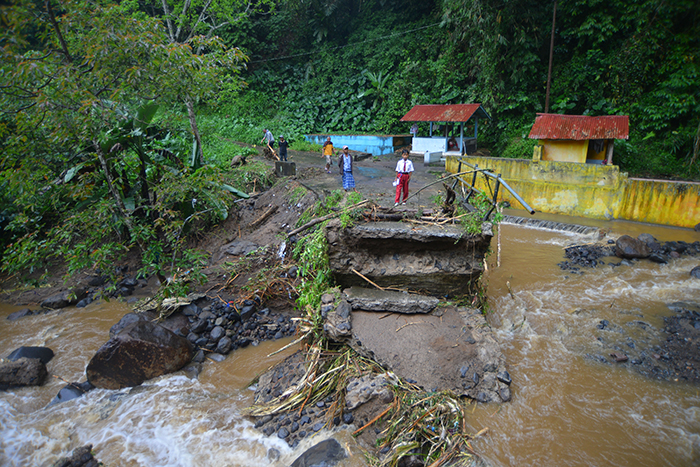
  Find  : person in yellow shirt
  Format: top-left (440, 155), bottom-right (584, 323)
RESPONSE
top-left (322, 136), bottom-right (334, 173)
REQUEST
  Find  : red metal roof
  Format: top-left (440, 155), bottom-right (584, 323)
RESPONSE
top-left (400, 104), bottom-right (491, 122)
top-left (528, 113), bottom-right (629, 140)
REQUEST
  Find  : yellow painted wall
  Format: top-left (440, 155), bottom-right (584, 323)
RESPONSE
top-left (446, 155), bottom-right (700, 228)
top-left (541, 140), bottom-right (587, 163)
top-left (618, 178), bottom-right (700, 227)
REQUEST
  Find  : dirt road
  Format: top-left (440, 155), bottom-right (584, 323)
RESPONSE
top-left (287, 149), bottom-right (447, 209)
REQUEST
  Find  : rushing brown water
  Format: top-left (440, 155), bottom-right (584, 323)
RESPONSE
top-left (1, 210), bottom-right (699, 466)
top-left (470, 210), bottom-right (700, 467)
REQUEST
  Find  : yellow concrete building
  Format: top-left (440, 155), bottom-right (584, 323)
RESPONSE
top-left (530, 113), bottom-right (628, 165)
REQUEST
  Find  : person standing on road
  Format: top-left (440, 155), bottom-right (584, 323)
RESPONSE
top-left (394, 149), bottom-right (414, 206)
top-left (338, 146), bottom-right (357, 192)
top-left (260, 128), bottom-right (275, 149)
top-left (278, 135), bottom-right (289, 161)
top-left (322, 136), bottom-right (334, 173)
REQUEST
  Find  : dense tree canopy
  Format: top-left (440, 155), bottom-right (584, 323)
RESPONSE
top-left (0, 0), bottom-right (248, 285)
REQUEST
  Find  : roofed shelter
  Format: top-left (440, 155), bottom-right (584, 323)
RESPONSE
top-left (400, 104), bottom-right (491, 157)
top-left (528, 113), bottom-right (629, 165)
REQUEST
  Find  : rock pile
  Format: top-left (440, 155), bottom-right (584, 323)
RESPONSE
top-left (251, 352), bottom-right (390, 450)
top-left (585, 301), bottom-right (700, 383)
top-left (181, 298), bottom-right (297, 361)
top-left (558, 234), bottom-right (700, 273)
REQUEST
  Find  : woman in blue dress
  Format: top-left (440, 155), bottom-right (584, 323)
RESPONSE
top-left (338, 146), bottom-right (357, 192)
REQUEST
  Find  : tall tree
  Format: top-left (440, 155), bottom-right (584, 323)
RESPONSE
top-left (0, 0), bottom-right (246, 278)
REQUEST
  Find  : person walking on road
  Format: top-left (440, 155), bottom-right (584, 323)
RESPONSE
top-left (394, 149), bottom-right (414, 206)
top-left (338, 146), bottom-right (357, 192)
top-left (322, 136), bottom-right (334, 173)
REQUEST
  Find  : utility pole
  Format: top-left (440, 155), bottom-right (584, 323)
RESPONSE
top-left (545, 0), bottom-right (557, 113)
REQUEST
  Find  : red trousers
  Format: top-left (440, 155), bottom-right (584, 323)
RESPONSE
top-left (395, 174), bottom-right (410, 203)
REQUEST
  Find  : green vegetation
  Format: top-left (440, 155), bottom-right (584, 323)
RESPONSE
top-left (292, 190), bottom-right (364, 312)
top-left (292, 225), bottom-right (331, 315)
top-left (456, 192), bottom-right (503, 235)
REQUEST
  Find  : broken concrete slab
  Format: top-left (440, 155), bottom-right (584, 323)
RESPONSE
top-left (326, 219), bottom-right (492, 297)
top-left (343, 286), bottom-right (439, 314)
top-left (347, 306), bottom-right (511, 403)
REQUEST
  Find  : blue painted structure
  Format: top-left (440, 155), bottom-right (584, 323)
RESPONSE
top-left (305, 134), bottom-right (411, 156)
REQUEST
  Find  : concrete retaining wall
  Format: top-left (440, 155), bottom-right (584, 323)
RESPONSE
top-left (446, 155), bottom-right (699, 228)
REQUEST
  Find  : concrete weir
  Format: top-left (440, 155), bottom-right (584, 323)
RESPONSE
top-left (325, 219), bottom-right (493, 297)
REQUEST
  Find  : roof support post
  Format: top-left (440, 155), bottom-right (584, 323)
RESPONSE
top-left (605, 140), bottom-right (614, 165)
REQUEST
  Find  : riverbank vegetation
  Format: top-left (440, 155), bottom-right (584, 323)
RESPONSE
top-left (1, 0), bottom-right (698, 281)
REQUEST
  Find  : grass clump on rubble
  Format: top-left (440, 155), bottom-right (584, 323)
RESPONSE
top-left (219, 245), bottom-right (298, 304)
top-left (369, 387), bottom-right (482, 467)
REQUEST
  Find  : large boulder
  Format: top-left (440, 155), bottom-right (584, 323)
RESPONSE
top-left (615, 235), bottom-right (651, 259)
top-left (86, 320), bottom-right (193, 389)
top-left (0, 357), bottom-right (48, 390)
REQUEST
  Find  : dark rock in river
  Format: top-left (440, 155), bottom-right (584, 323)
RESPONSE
top-left (41, 287), bottom-right (87, 309)
top-left (7, 346), bottom-right (54, 364)
top-left (47, 381), bottom-right (95, 407)
top-left (615, 235), bottom-right (651, 259)
top-left (290, 439), bottom-right (347, 467)
top-left (691, 266), bottom-right (700, 279)
top-left (109, 312), bottom-right (150, 338)
top-left (0, 357), bottom-right (48, 390)
top-left (50, 444), bottom-right (100, 467)
top-left (638, 233), bottom-right (661, 251)
top-left (86, 320), bottom-right (193, 389)
top-left (7, 308), bottom-right (33, 321)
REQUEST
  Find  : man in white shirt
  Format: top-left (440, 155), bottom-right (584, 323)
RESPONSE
top-left (394, 149), bottom-right (414, 206)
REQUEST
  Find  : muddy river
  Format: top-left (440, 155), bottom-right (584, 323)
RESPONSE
top-left (1, 210), bottom-right (698, 466)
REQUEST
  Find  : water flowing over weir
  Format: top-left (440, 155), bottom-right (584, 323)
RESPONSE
top-left (1, 212), bottom-right (699, 466)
